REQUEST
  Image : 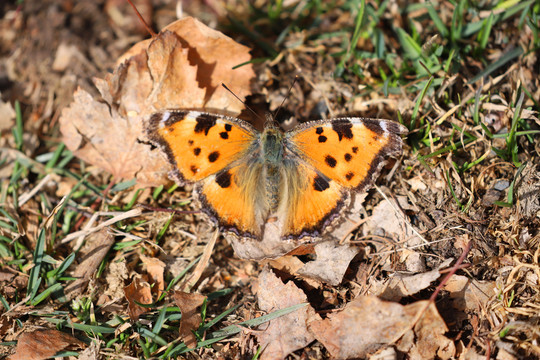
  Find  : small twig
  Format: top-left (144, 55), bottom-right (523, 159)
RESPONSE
top-left (60, 208), bottom-right (143, 244)
top-left (125, 0), bottom-right (156, 37)
top-left (430, 241), bottom-right (472, 302)
top-left (18, 173), bottom-right (52, 206)
top-left (139, 203), bottom-right (200, 215)
top-left (72, 180), bottom-right (115, 232)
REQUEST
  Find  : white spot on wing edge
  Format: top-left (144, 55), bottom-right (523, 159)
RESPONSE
top-left (160, 111), bottom-right (171, 125)
top-left (379, 120), bottom-right (389, 133)
top-left (186, 110), bottom-right (203, 119)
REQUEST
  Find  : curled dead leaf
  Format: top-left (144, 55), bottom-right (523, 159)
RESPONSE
top-left (59, 17), bottom-right (254, 186)
top-left (172, 290), bottom-right (206, 348)
top-left (309, 296), bottom-right (455, 359)
top-left (376, 258), bottom-right (453, 301)
top-left (255, 266), bottom-right (320, 360)
top-left (140, 254), bottom-right (166, 298)
top-left (124, 277), bottom-right (153, 321)
top-left (8, 328), bottom-right (85, 360)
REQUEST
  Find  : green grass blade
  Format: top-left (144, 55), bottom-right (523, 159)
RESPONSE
top-left (27, 228), bottom-right (46, 301)
top-left (13, 101), bottom-right (23, 151)
top-left (31, 283), bottom-right (64, 306)
top-left (425, 3), bottom-right (448, 38)
top-left (43, 317), bottom-right (116, 333)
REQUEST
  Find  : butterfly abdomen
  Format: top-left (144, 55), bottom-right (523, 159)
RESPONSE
top-left (261, 126), bottom-right (286, 214)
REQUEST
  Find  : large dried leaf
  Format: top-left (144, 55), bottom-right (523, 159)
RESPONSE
top-left (309, 296), bottom-right (455, 359)
top-left (255, 266), bottom-right (320, 360)
top-left (59, 17), bottom-right (254, 186)
top-left (8, 329), bottom-right (85, 360)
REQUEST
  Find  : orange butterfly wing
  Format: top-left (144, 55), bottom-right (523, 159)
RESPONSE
top-left (147, 110), bottom-right (265, 238)
top-left (281, 118), bottom-right (406, 238)
top-left (146, 110), bottom-right (257, 184)
top-left (281, 163), bottom-right (347, 239)
top-left (287, 118), bottom-right (406, 190)
top-left (196, 162), bottom-right (267, 238)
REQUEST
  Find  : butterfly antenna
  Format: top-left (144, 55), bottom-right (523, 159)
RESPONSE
top-left (126, 0), bottom-right (157, 37)
top-left (221, 83), bottom-right (264, 122)
top-left (273, 75), bottom-right (299, 122)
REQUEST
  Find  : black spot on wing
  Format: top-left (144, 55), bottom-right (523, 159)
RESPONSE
top-left (194, 114), bottom-right (217, 135)
top-left (193, 147), bottom-right (201, 156)
top-left (190, 165), bottom-right (198, 174)
top-left (224, 124), bottom-right (232, 132)
top-left (318, 135), bottom-right (327, 143)
top-left (362, 119), bottom-right (385, 136)
top-left (325, 155), bottom-right (337, 168)
top-left (344, 153), bottom-right (352, 162)
top-left (188, 139), bottom-right (194, 146)
top-left (313, 175), bottom-right (330, 192)
top-left (345, 172), bottom-right (355, 181)
top-left (332, 120), bottom-right (353, 141)
top-left (352, 146), bottom-right (358, 153)
top-left (220, 132), bottom-right (229, 139)
top-left (208, 151), bottom-right (220, 163)
top-left (215, 170), bottom-right (231, 188)
top-left (316, 127), bottom-right (324, 134)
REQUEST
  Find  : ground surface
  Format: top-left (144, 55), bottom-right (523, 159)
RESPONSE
top-left (0, 0), bottom-right (539, 359)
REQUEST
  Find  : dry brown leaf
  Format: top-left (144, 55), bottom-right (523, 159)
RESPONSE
top-left (296, 241), bottom-right (359, 286)
top-left (59, 17), bottom-right (254, 186)
top-left (268, 255), bottom-right (305, 275)
top-left (65, 228), bottom-right (114, 299)
top-left (0, 316), bottom-right (13, 339)
top-left (444, 275), bottom-right (496, 312)
top-left (397, 301), bottom-right (456, 359)
top-left (376, 258), bottom-right (453, 301)
top-left (8, 328), bottom-right (85, 360)
top-left (255, 266), bottom-right (321, 360)
top-left (0, 271), bottom-right (15, 282)
top-left (140, 254), bottom-right (166, 298)
top-left (172, 290), bottom-right (206, 348)
top-left (363, 199), bottom-right (423, 249)
top-left (124, 277), bottom-right (153, 321)
top-left (309, 296), bottom-right (454, 359)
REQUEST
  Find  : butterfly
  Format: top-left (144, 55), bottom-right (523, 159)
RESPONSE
top-left (146, 110), bottom-right (406, 243)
